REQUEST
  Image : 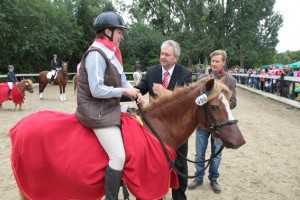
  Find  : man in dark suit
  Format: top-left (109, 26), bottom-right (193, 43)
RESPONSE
top-left (135, 40), bottom-right (192, 200)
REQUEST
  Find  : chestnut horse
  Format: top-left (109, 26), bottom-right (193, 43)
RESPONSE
top-left (38, 61), bottom-right (68, 101)
top-left (72, 74), bottom-right (78, 92)
top-left (0, 79), bottom-right (34, 111)
top-left (9, 77), bottom-right (245, 200)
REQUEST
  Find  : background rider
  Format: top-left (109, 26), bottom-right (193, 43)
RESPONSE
top-left (7, 65), bottom-right (18, 99)
top-left (50, 54), bottom-right (60, 84)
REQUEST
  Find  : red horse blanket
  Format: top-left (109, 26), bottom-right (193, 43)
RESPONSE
top-left (0, 83), bottom-right (24, 104)
top-left (9, 111), bottom-right (178, 200)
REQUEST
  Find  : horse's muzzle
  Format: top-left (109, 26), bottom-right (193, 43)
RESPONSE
top-left (219, 124), bottom-right (245, 149)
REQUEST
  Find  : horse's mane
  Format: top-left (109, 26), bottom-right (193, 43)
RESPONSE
top-left (143, 77), bottom-right (232, 113)
top-left (20, 79), bottom-right (33, 85)
top-left (203, 77), bottom-right (232, 102)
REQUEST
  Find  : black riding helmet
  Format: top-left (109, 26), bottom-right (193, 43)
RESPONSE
top-left (93, 11), bottom-right (128, 41)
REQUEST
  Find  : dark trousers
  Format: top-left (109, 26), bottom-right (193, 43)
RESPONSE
top-left (172, 142), bottom-right (188, 200)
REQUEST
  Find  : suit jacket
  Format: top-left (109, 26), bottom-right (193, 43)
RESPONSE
top-left (136, 64), bottom-right (192, 97)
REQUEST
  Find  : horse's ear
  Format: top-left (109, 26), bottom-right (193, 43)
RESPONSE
top-left (219, 76), bottom-right (226, 83)
top-left (205, 78), bottom-right (215, 92)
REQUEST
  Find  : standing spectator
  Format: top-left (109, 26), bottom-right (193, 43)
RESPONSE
top-left (50, 54), bottom-right (60, 84)
top-left (252, 68), bottom-right (259, 89)
top-left (135, 40), bottom-right (192, 200)
top-left (134, 60), bottom-right (142, 72)
top-left (247, 68), bottom-right (253, 86)
top-left (188, 50), bottom-right (237, 194)
top-left (259, 68), bottom-right (266, 91)
top-left (75, 11), bottom-right (144, 200)
top-left (280, 66), bottom-right (294, 98)
top-left (7, 65), bottom-right (18, 99)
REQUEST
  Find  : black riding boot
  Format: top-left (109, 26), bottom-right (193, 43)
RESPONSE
top-left (105, 166), bottom-right (123, 200)
top-left (8, 89), bottom-right (12, 99)
top-left (50, 75), bottom-right (54, 84)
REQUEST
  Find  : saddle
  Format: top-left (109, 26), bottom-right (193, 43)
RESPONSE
top-left (46, 71), bottom-right (58, 80)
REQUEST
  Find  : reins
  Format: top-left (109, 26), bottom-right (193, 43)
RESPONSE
top-left (136, 102), bottom-right (194, 178)
top-left (135, 81), bottom-right (238, 179)
top-left (137, 101), bottom-right (226, 179)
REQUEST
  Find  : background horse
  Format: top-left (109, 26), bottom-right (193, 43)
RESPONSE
top-left (133, 71), bottom-right (143, 86)
top-left (72, 74), bottom-right (78, 93)
top-left (9, 77), bottom-right (245, 200)
top-left (38, 61), bottom-right (68, 101)
top-left (0, 79), bottom-right (34, 111)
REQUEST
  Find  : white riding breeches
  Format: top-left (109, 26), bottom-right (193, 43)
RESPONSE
top-left (51, 70), bottom-right (56, 76)
top-left (7, 82), bottom-right (13, 89)
top-left (93, 126), bottom-right (125, 171)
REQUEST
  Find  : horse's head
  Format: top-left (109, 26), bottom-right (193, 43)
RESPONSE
top-left (195, 77), bottom-right (245, 149)
top-left (19, 79), bottom-right (34, 93)
top-left (61, 61), bottom-right (68, 73)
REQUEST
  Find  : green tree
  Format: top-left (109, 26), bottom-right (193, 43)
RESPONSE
top-left (121, 22), bottom-right (167, 71)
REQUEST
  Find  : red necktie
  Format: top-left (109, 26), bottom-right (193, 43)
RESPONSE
top-left (162, 71), bottom-right (169, 88)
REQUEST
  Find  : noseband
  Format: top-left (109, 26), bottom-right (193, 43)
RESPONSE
top-left (198, 84), bottom-right (238, 139)
top-left (61, 63), bottom-right (68, 73)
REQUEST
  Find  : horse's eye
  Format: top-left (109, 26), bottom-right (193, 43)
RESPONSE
top-left (211, 105), bottom-right (219, 110)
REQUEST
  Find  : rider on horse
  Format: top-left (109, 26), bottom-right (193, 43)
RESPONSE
top-left (76, 11), bottom-right (144, 200)
top-left (50, 54), bottom-right (60, 84)
top-left (7, 65), bottom-right (18, 99)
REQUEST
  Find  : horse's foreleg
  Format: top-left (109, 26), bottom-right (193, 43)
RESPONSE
top-left (39, 84), bottom-right (46, 99)
top-left (63, 86), bottom-right (67, 101)
top-left (62, 85), bottom-right (67, 101)
top-left (59, 86), bottom-right (64, 101)
top-left (39, 92), bottom-right (44, 99)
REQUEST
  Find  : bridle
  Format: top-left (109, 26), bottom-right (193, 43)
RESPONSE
top-left (197, 84), bottom-right (238, 141)
top-left (136, 82), bottom-right (238, 179)
top-left (61, 63), bottom-right (68, 74)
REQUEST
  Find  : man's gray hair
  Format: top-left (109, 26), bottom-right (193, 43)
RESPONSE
top-left (161, 40), bottom-right (181, 57)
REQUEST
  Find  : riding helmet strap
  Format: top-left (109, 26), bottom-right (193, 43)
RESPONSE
top-left (104, 28), bottom-right (115, 41)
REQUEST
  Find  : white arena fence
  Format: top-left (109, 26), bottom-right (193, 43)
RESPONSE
top-left (1, 72), bottom-right (299, 107)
